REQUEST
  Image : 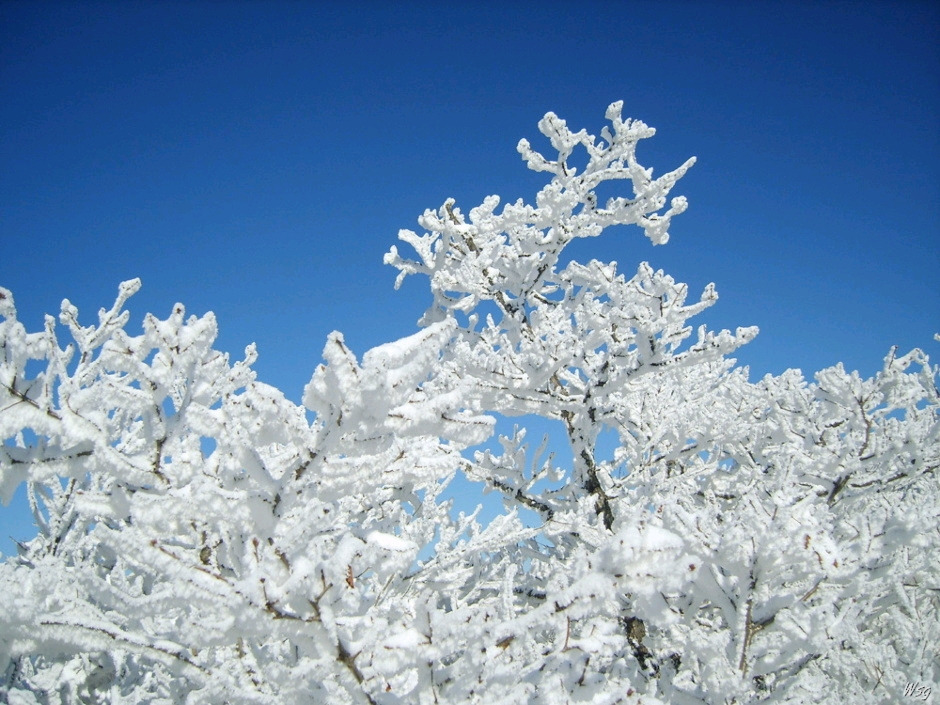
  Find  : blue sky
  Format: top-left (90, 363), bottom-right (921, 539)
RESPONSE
top-left (2, 1), bottom-right (938, 555)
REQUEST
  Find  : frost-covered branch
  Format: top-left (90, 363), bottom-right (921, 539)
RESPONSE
top-left (2, 103), bottom-right (938, 704)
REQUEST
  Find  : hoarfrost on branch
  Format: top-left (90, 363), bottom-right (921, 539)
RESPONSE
top-left (1, 102), bottom-right (937, 704)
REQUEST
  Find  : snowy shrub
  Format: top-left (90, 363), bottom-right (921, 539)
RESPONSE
top-left (2, 102), bottom-right (937, 704)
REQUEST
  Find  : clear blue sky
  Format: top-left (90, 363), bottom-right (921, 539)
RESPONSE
top-left (2, 0), bottom-right (938, 555)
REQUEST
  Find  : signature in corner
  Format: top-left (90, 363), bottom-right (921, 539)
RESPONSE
top-left (904, 682), bottom-right (932, 701)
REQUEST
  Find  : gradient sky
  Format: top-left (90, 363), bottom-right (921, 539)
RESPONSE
top-left (2, 0), bottom-right (938, 556)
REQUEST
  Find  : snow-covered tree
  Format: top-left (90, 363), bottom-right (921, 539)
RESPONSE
top-left (1, 103), bottom-right (937, 704)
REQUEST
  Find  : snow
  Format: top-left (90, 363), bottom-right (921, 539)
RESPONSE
top-left (2, 102), bottom-right (937, 705)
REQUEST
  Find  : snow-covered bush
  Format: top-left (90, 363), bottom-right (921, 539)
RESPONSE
top-left (2, 103), bottom-right (937, 704)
